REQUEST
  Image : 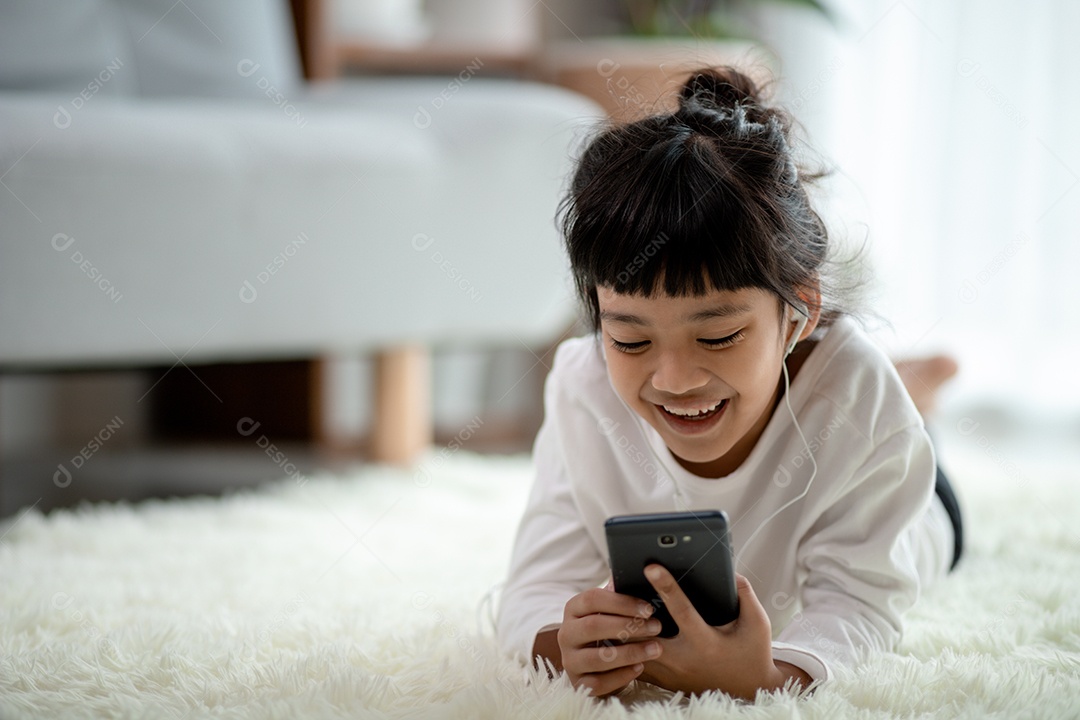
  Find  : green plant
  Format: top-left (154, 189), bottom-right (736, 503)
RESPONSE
top-left (622, 0), bottom-right (835, 38)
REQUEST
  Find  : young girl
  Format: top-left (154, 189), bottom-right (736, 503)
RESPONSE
top-left (496, 67), bottom-right (963, 700)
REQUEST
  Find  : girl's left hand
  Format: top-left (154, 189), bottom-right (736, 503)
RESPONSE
top-left (637, 565), bottom-right (797, 700)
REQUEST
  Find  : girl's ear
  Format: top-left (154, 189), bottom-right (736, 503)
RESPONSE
top-left (794, 284), bottom-right (823, 343)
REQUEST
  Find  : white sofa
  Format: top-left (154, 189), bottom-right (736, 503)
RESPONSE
top-left (0, 0), bottom-right (601, 461)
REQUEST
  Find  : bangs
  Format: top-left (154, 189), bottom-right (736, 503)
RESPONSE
top-left (560, 66), bottom-right (852, 334)
top-left (563, 125), bottom-right (777, 301)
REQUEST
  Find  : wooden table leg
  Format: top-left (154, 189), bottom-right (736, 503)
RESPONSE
top-left (371, 344), bottom-right (432, 465)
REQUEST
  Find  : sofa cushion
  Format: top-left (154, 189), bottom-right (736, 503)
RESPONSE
top-left (0, 0), bottom-right (301, 99)
top-left (0, 0), bottom-right (136, 96)
top-left (113, 0), bottom-right (302, 98)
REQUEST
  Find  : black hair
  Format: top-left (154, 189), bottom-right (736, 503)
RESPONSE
top-left (560, 66), bottom-right (855, 332)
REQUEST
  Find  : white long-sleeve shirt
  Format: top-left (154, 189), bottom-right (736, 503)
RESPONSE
top-left (496, 316), bottom-right (953, 682)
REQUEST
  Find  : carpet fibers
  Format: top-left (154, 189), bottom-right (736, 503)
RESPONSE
top-left (1, 444), bottom-right (1079, 719)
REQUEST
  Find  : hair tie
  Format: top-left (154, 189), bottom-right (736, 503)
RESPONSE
top-left (783, 158), bottom-right (798, 185)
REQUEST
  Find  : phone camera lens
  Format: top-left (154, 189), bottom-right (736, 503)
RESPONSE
top-left (658, 534), bottom-right (677, 548)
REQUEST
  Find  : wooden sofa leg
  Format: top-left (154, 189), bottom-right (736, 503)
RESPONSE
top-left (371, 344), bottom-right (432, 465)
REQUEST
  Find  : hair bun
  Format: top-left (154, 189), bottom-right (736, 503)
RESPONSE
top-left (679, 68), bottom-right (762, 111)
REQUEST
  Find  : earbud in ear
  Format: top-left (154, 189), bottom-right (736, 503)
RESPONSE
top-left (785, 304), bottom-right (809, 357)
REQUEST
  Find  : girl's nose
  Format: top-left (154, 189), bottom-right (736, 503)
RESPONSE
top-left (650, 352), bottom-right (709, 395)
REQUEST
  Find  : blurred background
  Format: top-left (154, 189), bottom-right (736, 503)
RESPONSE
top-left (2, 0), bottom-right (1078, 518)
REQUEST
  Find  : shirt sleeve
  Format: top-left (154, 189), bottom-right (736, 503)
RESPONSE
top-left (772, 425), bottom-right (937, 681)
top-left (495, 372), bottom-right (610, 663)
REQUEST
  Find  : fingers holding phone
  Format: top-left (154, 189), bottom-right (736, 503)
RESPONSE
top-left (640, 563), bottom-right (712, 635)
top-left (638, 568), bottom-right (788, 698)
top-left (557, 586), bottom-right (664, 696)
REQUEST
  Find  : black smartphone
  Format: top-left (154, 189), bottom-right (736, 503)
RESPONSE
top-left (605, 510), bottom-right (739, 638)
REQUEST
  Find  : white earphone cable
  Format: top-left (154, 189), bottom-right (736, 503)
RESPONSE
top-left (733, 356), bottom-right (817, 565)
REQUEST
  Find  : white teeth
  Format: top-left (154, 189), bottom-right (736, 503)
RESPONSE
top-left (662, 400), bottom-right (723, 417)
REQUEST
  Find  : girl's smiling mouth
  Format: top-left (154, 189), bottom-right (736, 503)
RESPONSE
top-left (655, 398), bottom-right (729, 435)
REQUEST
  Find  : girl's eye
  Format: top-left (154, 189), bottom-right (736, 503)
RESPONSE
top-left (699, 331), bottom-right (743, 348)
top-left (610, 338), bottom-right (650, 353)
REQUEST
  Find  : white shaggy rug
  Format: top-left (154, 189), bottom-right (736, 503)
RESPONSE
top-left (2, 442), bottom-right (1080, 719)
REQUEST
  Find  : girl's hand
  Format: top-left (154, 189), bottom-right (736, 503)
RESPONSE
top-left (638, 565), bottom-right (806, 700)
top-left (557, 582), bottom-right (665, 697)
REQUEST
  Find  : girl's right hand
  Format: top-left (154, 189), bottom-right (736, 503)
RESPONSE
top-left (557, 583), bottom-right (664, 697)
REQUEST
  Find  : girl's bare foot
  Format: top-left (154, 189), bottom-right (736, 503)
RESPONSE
top-left (894, 356), bottom-right (959, 416)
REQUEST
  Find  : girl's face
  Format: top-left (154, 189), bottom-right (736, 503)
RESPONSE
top-left (597, 284), bottom-right (811, 478)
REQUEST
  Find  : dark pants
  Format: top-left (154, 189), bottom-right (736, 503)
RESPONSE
top-left (934, 466), bottom-right (964, 571)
